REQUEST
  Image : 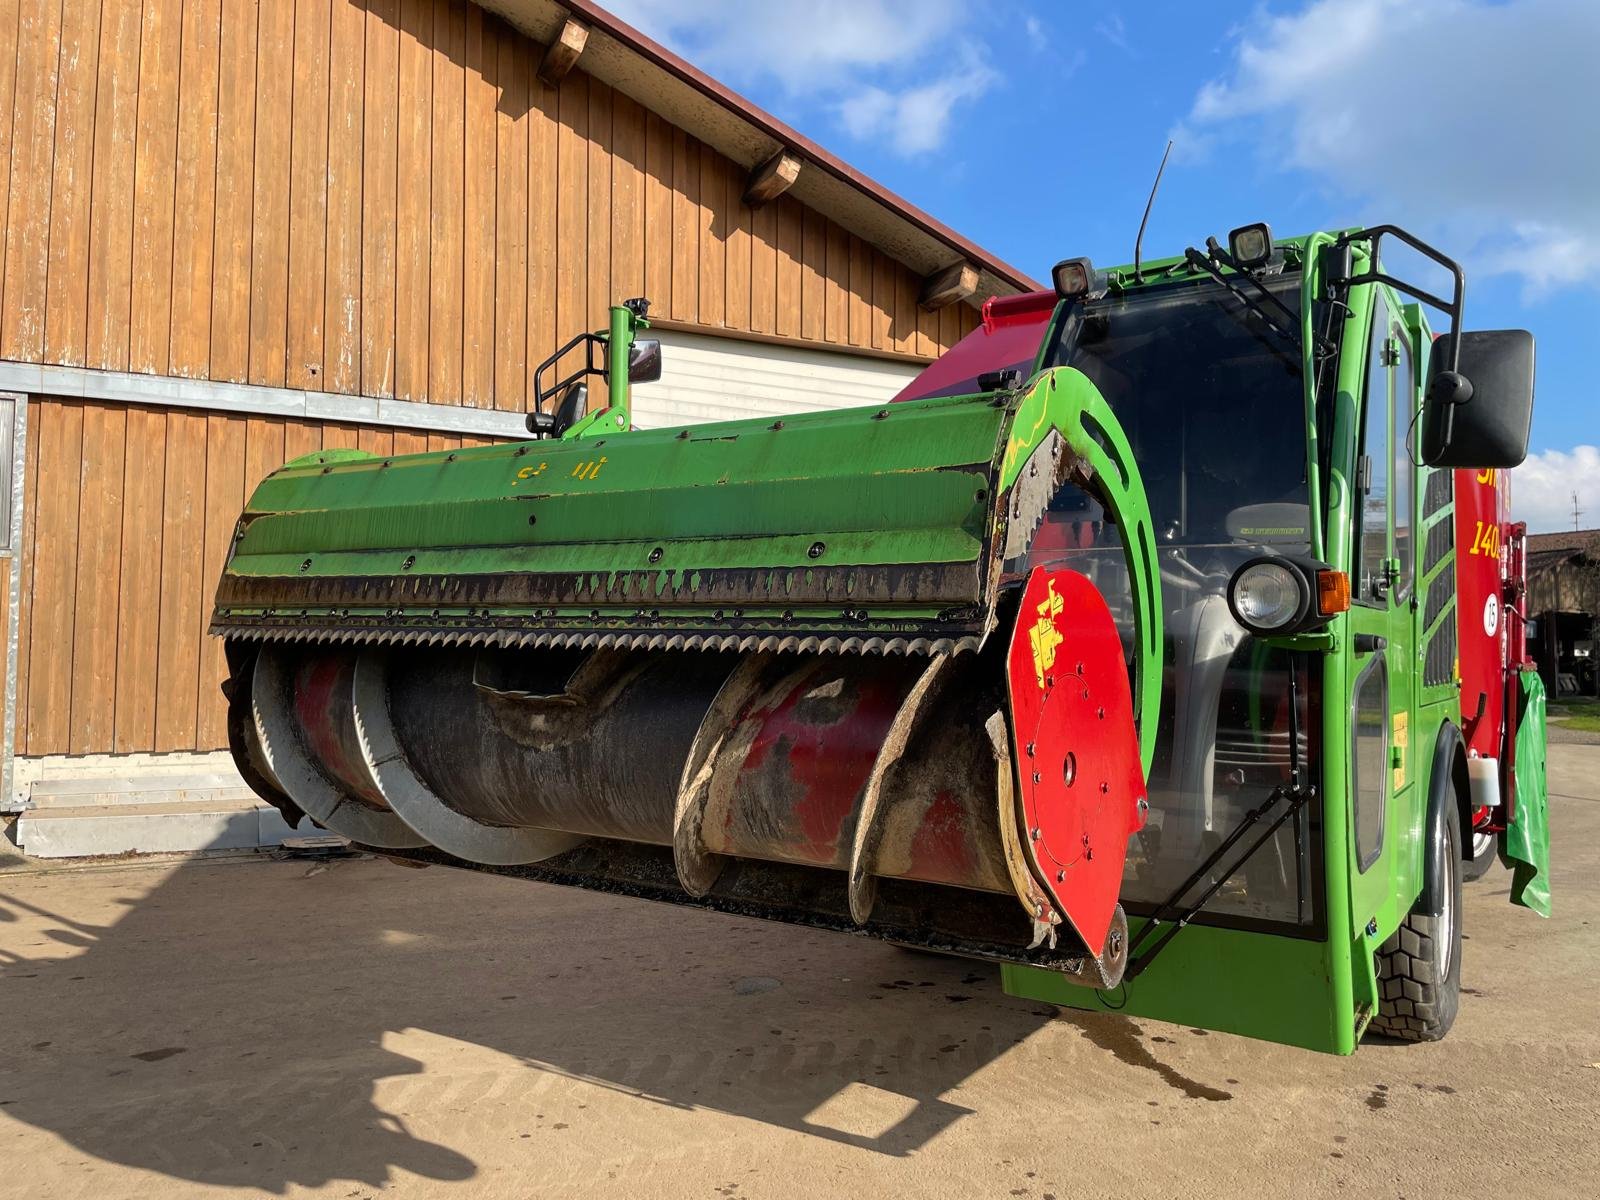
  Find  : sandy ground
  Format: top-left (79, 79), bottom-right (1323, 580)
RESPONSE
top-left (1, 748), bottom-right (1597, 1200)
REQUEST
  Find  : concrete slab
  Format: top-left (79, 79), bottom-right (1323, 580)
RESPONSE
top-left (14, 799), bottom-right (308, 858)
top-left (24, 779), bottom-right (257, 810)
top-left (0, 747), bottom-right (1594, 1198)
top-left (8, 752), bottom-right (248, 811)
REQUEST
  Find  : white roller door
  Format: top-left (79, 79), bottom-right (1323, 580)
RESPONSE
top-left (631, 329), bottom-right (922, 429)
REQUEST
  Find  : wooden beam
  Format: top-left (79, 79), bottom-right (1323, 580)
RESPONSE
top-left (743, 150), bottom-right (802, 208)
top-left (537, 17), bottom-right (589, 86)
top-left (919, 260), bottom-right (980, 310)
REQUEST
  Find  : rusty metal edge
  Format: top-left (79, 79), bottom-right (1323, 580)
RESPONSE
top-left (845, 655), bottom-right (954, 924)
top-left (671, 653), bottom-right (778, 896)
top-left (986, 710), bottom-right (1061, 948)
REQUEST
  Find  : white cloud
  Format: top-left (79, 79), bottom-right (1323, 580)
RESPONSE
top-left (1180, 0), bottom-right (1600, 294)
top-left (835, 56), bottom-right (997, 156)
top-left (1095, 13), bottom-right (1130, 52)
top-left (1484, 223), bottom-right (1600, 297)
top-left (1513, 446), bottom-right (1600, 533)
top-left (601, 0), bottom-right (996, 156)
top-left (605, 0), bottom-right (966, 89)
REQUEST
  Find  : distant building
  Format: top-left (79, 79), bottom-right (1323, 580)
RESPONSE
top-left (1525, 529), bottom-right (1599, 696)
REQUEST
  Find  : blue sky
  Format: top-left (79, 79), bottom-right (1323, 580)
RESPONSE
top-left (606, 0), bottom-right (1598, 533)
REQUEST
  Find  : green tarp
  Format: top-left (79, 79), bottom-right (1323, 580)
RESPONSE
top-left (1505, 668), bottom-right (1551, 917)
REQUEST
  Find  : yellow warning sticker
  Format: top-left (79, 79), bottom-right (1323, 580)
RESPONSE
top-left (1393, 710), bottom-right (1409, 790)
top-left (1029, 578), bottom-right (1065, 690)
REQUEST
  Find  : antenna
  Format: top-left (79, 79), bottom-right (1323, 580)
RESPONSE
top-left (1133, 140), bottom-right (1174, 285)
top-left (1573, 490), bottom-right (1585, 532)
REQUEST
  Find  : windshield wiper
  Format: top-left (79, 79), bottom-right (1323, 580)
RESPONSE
top-left (1182, 239), bottom-right (1333, 364)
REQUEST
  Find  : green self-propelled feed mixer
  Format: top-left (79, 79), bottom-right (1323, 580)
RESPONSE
top-left (214, 297), bottom-right (1163, 987)
top-left (214, 223), bottom-right (1548, 1051)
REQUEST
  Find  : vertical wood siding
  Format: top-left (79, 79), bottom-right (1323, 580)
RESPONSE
top-left (2, 0), bottom-right (989, 760)
top-left (14, 396), bottom-right (504, 756)
top-left (0, 0), bottom-right (977, 411)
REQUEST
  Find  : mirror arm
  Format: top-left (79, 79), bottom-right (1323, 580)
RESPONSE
top-left (1424, 369), bottom-right (1475, 461)
top-left (597, 299), bottom-right (654, 434)
top-left (1331, 224), bottom-right (1467, 375)
top-left (604, 302), bottom-right (636, 433)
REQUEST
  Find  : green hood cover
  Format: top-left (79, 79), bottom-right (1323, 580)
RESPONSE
top-left (1506, 668), bottom-right (1551, 917)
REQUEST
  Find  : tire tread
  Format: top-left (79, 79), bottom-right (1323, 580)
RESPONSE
top-left (1369, 909), bottom-right (1456, 1040)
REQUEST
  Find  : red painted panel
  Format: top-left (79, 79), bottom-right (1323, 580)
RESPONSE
top-left (1006, 568), bottom-right (1146, 954)
top-left (1455, 467), bottom-right (1512, 761)
top-left (292, 653), bottom-right (385, 805)
top-left (891, 291), bottom-right (1055, 403)
top-left (732, 659), bottom-right (909, 868)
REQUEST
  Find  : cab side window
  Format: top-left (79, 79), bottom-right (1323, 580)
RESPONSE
top-left (1357, 292), bottom-right (1393, 604)
top-left (1390, 320), bottom-right (1415, 598)
top-left (1351, 657), bottom-right (1389, 871)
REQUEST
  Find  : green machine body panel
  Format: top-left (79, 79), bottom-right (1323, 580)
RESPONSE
top-left (218, 391), bottom-right (1010, 646)
top-left (214, 359), bottom-right (1163, 772)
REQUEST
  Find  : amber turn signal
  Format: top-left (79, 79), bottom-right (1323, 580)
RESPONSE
top-left (1316, 569), bottom-right (1351, 616)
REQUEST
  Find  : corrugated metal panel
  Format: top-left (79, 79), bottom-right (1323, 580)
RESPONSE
top-left (636, 330), bottom-right (921, 428)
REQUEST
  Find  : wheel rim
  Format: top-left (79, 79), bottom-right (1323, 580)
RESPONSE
top-left (1472, 829), bottom-right (1494, 861)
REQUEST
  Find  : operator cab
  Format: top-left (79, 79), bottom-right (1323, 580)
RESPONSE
top-left (1025, 266), bottom-right (1321, 930)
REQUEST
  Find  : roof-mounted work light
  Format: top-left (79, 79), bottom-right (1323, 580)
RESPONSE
top-left (1227, 222), bottom-right (1274, 269)
top-left (1052, 256), bottom-right (1097, 299)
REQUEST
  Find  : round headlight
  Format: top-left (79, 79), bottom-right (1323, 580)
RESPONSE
top-left (1230, 561), bottom-right (1307, 633)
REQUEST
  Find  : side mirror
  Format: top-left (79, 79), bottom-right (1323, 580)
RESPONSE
top-left (628, 338), bottom-right (662, 384)
top-left (1422, 330), bottom-right (1534, 468)
top-left (550, 382), bottom-right (588, 437)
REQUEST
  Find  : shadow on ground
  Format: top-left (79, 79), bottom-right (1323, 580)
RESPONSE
top-left (0, 843), bottom-right (1067, 1192)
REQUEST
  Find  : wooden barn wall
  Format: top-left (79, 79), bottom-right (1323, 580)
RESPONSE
top-left (0, 0), bottom-right (979, 418)
top-left (14, 395), bottom-right (499, 758)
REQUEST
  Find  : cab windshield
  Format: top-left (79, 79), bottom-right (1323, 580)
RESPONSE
top-left (1030, 274), bottom-right (1321, 931)
top-left (1043, 276), bottom-right (1310, 547)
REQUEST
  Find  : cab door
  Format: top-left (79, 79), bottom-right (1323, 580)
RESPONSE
top-left (1345, 288), bottom-right (1417, 929)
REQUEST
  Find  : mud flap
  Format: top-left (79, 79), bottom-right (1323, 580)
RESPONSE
top-left (1505, 668), bottom-right (1550, 916)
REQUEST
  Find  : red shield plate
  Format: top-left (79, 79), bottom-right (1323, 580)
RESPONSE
top-left (1005, 567), bottom-right (1147, 955)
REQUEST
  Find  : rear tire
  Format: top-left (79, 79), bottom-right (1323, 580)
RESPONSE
top-left (1462, 826), bottom-right (1496, 882)
top-left (1370, 803), bottom-right (1463, 1042)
